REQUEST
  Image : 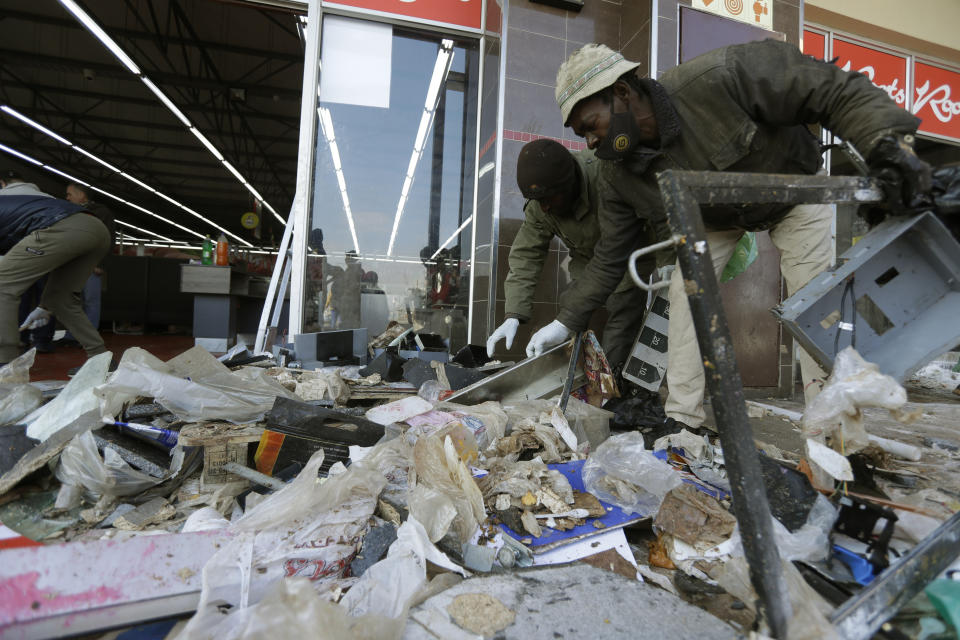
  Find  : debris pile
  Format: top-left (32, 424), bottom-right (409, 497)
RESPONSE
top-left (0, 338), bottom-right (958, 639)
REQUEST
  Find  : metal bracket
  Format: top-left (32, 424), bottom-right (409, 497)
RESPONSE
top-left (628, 235), bottom-right (683, 291)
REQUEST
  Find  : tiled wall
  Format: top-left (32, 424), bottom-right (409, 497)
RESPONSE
top-left (489, 0), bottom-right (632, 359)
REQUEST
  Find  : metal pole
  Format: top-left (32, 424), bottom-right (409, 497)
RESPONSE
top-left (558, 332), bottom-right (583, 413)
top-left (658, 169), bottom-right (792, 638)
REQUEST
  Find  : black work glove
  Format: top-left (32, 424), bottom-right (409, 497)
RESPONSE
top-left (866, 134), bottom-right (934, 218)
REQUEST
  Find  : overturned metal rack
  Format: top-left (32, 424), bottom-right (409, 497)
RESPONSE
top-left (648, 171), bottom-right (959, 639)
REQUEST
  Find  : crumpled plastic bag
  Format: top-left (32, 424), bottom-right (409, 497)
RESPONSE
top-left (0, 383), bottom-right (42, 425)
top-left (563, 396), bottom-right (612, 450)
top-left (435, 401), bottom-right (508, 452)
top-left (179, 446), bottom-right (387, 639)
top-left (720, 231), bottom-right (758, 282)
top-left (180, 577), bottom-right (400, 640)
top-left (720, 494), bottom-right (837, 563)
top-left (802, 347), bottom-right (910, 454)
top-left (295, 372), bottom-right (350, 404)
top-left (410, 434), bottom-right (485, 543)
top-left (27, 352), bottom-right (113, 441)
top-left (712, 557), bottom-right (840, 640)
top-left (182, 507), bottom-right (231, 532)
top-left (97, 346), bottom-right (297, 424)
top-left (339, 517), bottom-right (467, 620)
top-left (582, 432), bottom-right (682, 516)
top-left (0, 348), bottom-right (34, 384)
top-left (56, 430), bottom-right (169, 499)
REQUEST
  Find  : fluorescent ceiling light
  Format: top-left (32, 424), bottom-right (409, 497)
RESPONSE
top-left (142, 78), bottom-right (191, 127)
top-left (221, 160), bottom-right (245, 183)
top-left (57, 0), bottom-right (285, 226)
top-left (44, 166), bottom-right (87, 184)
top-left (316, 107), bottom-right (360, 253)
top-left (0, 105), bottom-right (251, 246)
top-left (0, 143), bottom-right (42, 166)
top-left (115, 218), bottom-right (174, 242)
top-left (88, 185), bottom-right (126, 204)
top-left (431, 215), bottom-right (473, 260)
top-left (74, 146), bottom-right (121, 173)
top-left (386, 40), bottom-right (454, 256)
top-left (1, 105), bottom-right (72, 145)
top-left (57, 0), bottom-right (141, 74)
top-left (0, 141), bottom-right (206, 240)
top-left (190, 127), bottom-right (224, 161)
top-left (120, 172), bottom-right (155, 192)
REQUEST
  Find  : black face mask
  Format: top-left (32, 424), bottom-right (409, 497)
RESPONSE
top-left (595, 102), bottom-right (644, 161)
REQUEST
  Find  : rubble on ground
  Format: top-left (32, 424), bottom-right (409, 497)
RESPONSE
top-left (0, 332), bottom-right (958, 639)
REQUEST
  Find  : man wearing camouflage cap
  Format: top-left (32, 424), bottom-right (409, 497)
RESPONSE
top-left (486, 139), bottom-right (650, 376)
top-left (525, 39), bottom-right (932, 432)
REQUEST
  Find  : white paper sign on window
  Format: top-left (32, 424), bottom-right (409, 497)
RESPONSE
top-left (319, 15), bottom-right (392, 109)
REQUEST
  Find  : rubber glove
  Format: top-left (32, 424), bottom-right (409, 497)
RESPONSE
top-left (486, 318), bottom-right (520, 358)
top-left (867, 134), bottom-right (934, 212)
top-left (525, 319), bottom-right (572, 358)
top-left (19, 307), bottom-right (52, 331)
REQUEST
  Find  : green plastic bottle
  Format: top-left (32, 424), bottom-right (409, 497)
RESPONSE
top-left (202, 235), bottom-right (214, 265)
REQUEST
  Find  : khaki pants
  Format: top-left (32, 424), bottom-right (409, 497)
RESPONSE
top-left (0, 214), bottom-right (110, 362)
top-left (664, 204), bottom-right (834, 427)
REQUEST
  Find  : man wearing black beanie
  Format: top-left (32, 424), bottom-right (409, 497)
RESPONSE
top-left (486, 139), bottom-right (653, 377)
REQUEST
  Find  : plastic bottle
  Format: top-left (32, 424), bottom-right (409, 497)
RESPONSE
top-left (201, 235), bottom-right (214, 265)
top-left (215, 233), bottom-right (229, 266)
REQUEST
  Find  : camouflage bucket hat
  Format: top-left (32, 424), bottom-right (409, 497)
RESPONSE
top-left (555, 43), bottom-right (641, 126)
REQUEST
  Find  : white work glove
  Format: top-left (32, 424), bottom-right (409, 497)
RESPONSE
top-left (19, 307), bottom-right (52, 331)
top-left (525, 319), bottom-right (573, 358)
top-left (486, 318), bottom-right (520, 357)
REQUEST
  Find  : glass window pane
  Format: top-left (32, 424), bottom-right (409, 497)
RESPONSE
top-left (306, 22), bottom-right (478, 353)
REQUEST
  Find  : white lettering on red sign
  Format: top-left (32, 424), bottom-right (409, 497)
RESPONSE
top-left (840, 61), bottom-right (907, 106)
top-left (913, 80), bottom-right (960, 123)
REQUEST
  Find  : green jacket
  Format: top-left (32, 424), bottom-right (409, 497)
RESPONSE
top-left (503, 149), bottom-right (637, 322)
top-left (557, 39), bottom-right (920, 331)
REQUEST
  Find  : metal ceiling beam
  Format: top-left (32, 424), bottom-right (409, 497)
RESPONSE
top-left (1, 8), bottom-right (303, 63)
top-left (0, 47), bottom-right (301, 100)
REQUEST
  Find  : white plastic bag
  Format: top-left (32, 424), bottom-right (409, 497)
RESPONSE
top-left (0, 384), bottom-right (42, 425)
top-left (56, 430), bottom-right (164, 499)
top-left (97, 347), bottom-right (297, 424)
top-left (0, 349), bottom-right (41, 425)
top-left (0, 348), bottom-right (34, 384)
top-left (181, 447), bottom-right (386, 639)
top-left (179, 577), bottom-right (401, 640)
top-left (407, 484), bottom-right (457, 543)
top-left (582, 432), bottom-right (682, 516)
top-left (339, 517), bottom-right (466, 620)
top-left (182, 507), bottom-right (231, 532)
top-left (295, 372), bottom-right (350, 404)
top-left (411, 434), bottom-right (485, 543)
top-left (802, 347), bottom-right (908, 454)
top-left (562, 396), bottom-right (612, 450)
top-left (435, 401), bottom-right (509, 452)
top-left (720, 494), bottom-right (837, 563)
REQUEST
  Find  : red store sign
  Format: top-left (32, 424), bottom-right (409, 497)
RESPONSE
top-left (832, 38), bottom-right (908, 108)
top-left (803, 28), bottom-right (960, 143)
top-left (913, 61), bottom-right (960, 141)
top-left (323, 0), bottom-right (482, 30)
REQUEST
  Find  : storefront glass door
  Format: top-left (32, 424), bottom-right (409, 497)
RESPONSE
top-left (304, 15), bottom-right (479, 352)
